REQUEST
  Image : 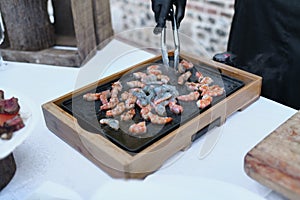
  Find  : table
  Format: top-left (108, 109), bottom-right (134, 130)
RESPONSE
top-left (0, 39), bottom-right (297, 200)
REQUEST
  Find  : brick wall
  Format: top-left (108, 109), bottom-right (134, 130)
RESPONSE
top-left (110, 0), bottom-right (235, 58)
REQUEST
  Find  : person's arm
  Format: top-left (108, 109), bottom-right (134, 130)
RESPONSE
top-left (151, 0), bottom-right (187, 34)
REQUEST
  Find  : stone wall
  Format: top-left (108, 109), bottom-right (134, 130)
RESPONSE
top-left (110, 0), bottom-right (235, 58)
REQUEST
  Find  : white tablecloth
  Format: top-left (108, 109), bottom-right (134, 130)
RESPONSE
top-left (0, 39), bottom-right (296, 200)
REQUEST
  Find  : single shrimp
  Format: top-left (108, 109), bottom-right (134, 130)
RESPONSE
top-left (180, 59), bottom-right (194, 69)
top-left (199, 77), bottom-right (213, 85)
top-left (153, 92), bottom-right (172, 105)
top-left (83, 92), bottom-right (101, 101)
top-left (157, 74), bottom-right (170, 84)
top-left (168, 101), bottom-right (184, 114)
top-left (178, 71), bottom-right (192, 85)
top-left (185, 82), bottom-right (201, 91)
top-left (111, 81), bottom-right (122, 98)
top-left (120, 108), bottom-right (136, 121)
top-left (140, 104), bottom-right (152, 120)
top-left (106, 102), bottom-right (126, 117)
top-left (196, 95), bottom-right (213, 109)
top-left (148, 112), bottom-right (172, 124)
top-left (152, 102), bottom-right (167, 116)
top-left (177, 59), bottom-right (194, 73)
top-left (195, 71), bottom-right (204, 82)
top-left (127, 81), bottom-right (145, 88)
top-left (129, 121), bottom-right (147, 134)
top-left (147, 64), bottom-right (160, 71)
top-left (202, 85), bottom-right (225, 97)
top-left (125, 93), bottom-right (137, 109)
top-left (100, 97), bottom-right (119, 110)
top-left (133, 72), bottom-right (147, 79)
top-left (177, 91), bottom-right (200, 101)
top-left (99, 90), bottom-right (111, 105)
top-left (147, 69), bottom-right (162, 76)
top-left (141, 74), bottom-right (157, 84)
top-left (100, 118), bottom-right (119, 130)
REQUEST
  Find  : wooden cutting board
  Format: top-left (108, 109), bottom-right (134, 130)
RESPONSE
top-left (244, 110), bottom-right (300, 200)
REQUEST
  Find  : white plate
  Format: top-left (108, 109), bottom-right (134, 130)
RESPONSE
top-left (91, 175), bottom-right (266, 200)
top-left (0, 87), bottom-right (38, 159)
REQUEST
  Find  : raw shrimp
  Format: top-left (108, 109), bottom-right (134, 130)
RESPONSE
top-left (153, 92), bottom-right (172, 105)
top-left (127, 81), bottom-right (145, 88)
top-left (196, 95), bottom-right (213, 109)
top-left (100, 118), bottom-right (120, 130)
top-left (120, 108), bottom-right (136, 121)
top-left (83, 93), bottom-right (101, 101)
top-left (152, 102), bottom-right (167, 116)
top-left (106, 102), bottom-right (126, 117)
top-left (129, 121), bottom-right (147, 134)
top-left (178, 71), bottom-right (192, 85)
top-left (177, 91), bottom-right (200, 101)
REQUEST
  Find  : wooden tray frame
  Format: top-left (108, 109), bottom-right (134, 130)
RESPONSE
top-left (42, 53), bottom-right (262, 179)
top-left (0, 0), bottom-right (113, 67)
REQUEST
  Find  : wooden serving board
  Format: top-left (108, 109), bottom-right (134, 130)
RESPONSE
top-left (42, 53), bottom-right (262, 179)
top-left (244, 110), bottom-right (300, 200)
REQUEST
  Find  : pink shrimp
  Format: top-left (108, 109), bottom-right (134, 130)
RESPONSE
top-left (99, 90), bottom-right (111, 105)
top-left (196, 95), bottom-right (213, 109)
top-left (147, 64), bottom-right (160, 71)
top-left (157, 74), bottom-right (170, 84)
top-left (100, 97), bottom-right (119, 110)
top-left (111, 81), bottom-right (122, 98)
top-left (133, 72), bottom-right (147, 79)
top-left (169, 101), bottom-right (184, 114)
top-left (129, 121), bottom-right (147, 134)
top-left (177, 59), bottom-right (194, 73)
top-left (120, 108), bottom-right (136, 121)
top-left (83, 92), bottom-right (101, 101)
top-left (106, 102), bottom-right (126, 117)
top-left (177, 91), bottom-right (200, 101)
top-left (195, 71), bottom-right (204, 82)
top-left (147, 65), bottom-right (162, 76)
top-left (125, 93), bottom-right (137, 109)
top-left (202, 85), bottom-right (225, 97)
top-left (185, 82), bottom-right (201, 91)
top-left (141, 74), bottom-right (157, 84)
top-left (140, 105), bottom-right (152, 120)
top-left (178, 71), bottom-right (192, 85)
top-left (127, 81), bottom-right (145, 88)
top-left (199, 77), bottom-right (213, 85)
top-left (148, 112), bottom-right (172, 124)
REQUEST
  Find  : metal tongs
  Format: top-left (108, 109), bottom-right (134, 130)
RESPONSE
top-left (161, 5), bottom-right (180, 71)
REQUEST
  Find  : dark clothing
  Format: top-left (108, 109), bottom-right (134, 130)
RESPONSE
top-left (227, 0), bottom-right (300, 109)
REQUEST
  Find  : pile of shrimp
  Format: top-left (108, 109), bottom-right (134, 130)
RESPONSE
top-left (83, 59), bottom-right (224, 135)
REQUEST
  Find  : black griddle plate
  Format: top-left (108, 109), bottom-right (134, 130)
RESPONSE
top-left (61, 59), bottom-right (244, 153)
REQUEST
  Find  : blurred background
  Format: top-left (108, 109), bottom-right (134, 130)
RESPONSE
top-left (110, 0), bottom-right (235, 58)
